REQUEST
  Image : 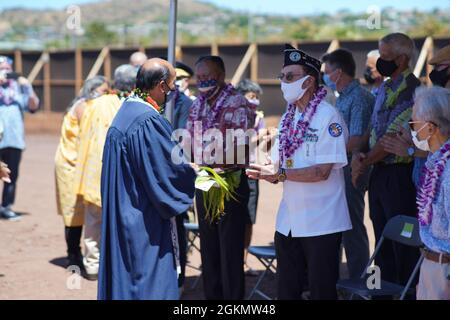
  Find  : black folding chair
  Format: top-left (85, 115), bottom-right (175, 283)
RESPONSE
top-left (337, 215), bottom-right (425, 300)
top-left (247, 246), bottom-right (277, 300)
top-left (184, 222), bottom-right (202, 289)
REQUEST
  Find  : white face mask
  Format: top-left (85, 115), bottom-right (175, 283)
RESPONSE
top-left (247, 98), bottom-right (260, 106)
top-left (281, 75), bottom-right (310, 104)
top-left (411, 123), bottom-right (431, 152)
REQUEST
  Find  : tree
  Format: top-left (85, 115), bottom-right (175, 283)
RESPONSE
top-left (82, 22), bottom-right (118, 48)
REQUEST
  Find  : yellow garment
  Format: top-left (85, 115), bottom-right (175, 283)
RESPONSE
top-left (75, 94), bottom-right (121, 208)
top-left (55, 104), bottom-right (85, 227)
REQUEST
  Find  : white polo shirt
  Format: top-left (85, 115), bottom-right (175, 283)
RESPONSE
top-left (272, 100), bottom-right (352, 237)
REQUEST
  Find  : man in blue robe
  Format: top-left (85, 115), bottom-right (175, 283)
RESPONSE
top-left (98, 58), bottom-right (196, 300)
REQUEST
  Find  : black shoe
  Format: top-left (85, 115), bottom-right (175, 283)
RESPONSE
top-left (67, 252), bottom-right (84, 271)
top-left (1, 208), bottom-right (21, 221)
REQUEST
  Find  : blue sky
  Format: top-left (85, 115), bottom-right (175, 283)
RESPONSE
top-left (0, 0), bottom-right (448, 15)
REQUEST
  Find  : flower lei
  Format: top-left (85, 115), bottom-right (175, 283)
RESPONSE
top-left (279, 86), bottom-right (327, 166)
top-left (417, 140), bottom-right (450, 226)
top-left (133, 88), bottom-right (162, 113)
top-left (187, 84), bottom-right (234, 135)
top-left (108, 88), bottom-right (165, 114)
top-left (108, 89), bottom-right (131, 101)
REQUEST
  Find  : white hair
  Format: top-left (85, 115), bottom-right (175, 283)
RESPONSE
top-left (367, 49), bottom-right (380, 59)
top-left (414, 86), bottom-right (450, 136)
top-left (114, 64), bottom-right (137, 92)
top-left (380, 33), bottom-right (415, 60)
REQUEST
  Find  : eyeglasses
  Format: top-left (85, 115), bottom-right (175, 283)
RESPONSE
top-left (164, 80), bottom-right (176, 92)
top-left (408, 120), bottom-right (437, 131)
top-left (277, 72), bottom-right (304, 82)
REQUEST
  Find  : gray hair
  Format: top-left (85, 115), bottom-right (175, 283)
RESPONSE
top-left (68, 75), bottom-right (108, 110)
top-left (414, 86), bottom-right (450, 136)
top-left (114, 64), bottom-right (137, 92)
top-left (79, 76), bottom-right (108, 100)
top-left (380, 33), bottom-right (415, 60)
top-left (367, 49), bottom-right (380, 59)
top-left (236, 79), bottom-right (263, 95)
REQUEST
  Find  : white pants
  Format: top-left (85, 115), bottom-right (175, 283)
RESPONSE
top-left (417, 258), bottom-right (450, 300)
top-left (83, 204), bottom-right (102, 276)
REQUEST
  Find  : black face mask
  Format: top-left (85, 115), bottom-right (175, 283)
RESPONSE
top-left (429, 67), bottom-right (450, 87)
top-left (364, 66), bottom-right (376, 84)
top-left (376, 57), bottom-right (398, 77)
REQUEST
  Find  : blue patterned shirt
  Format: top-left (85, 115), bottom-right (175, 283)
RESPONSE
top-left (336, 79), bottom-right (374, 138)
top-left (419, 142), bottom-right (450, 254)
top-left (0, 80), bottom-right (33, 150)
top-left (369, 70), bottom-right (420, 164)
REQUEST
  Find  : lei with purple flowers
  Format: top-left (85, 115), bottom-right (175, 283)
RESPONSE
top-left (279, 86), bottom-right (327, 166)
top-left (417, 140), bottom-right (450, 226)
top-left (187, 83), bottom-right (234, 135)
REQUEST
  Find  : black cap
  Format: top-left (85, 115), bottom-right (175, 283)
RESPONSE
top-left (175, 61), bottom-right (194, 78)
top-left (283, 44), bottom-right (321, 73)
top-left (157, 56), bottom-right (194, 78)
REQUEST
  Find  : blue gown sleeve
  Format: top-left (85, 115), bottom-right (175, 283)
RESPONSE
top-left (129, 113), bottom-right (196, 220)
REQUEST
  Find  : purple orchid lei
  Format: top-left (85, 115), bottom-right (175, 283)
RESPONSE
top-left (187, 83), bottom-right (234, 135)
top-left (417, 140), bottom-right (450, 226)
top-left (279, 86), bottom-right (327, 166)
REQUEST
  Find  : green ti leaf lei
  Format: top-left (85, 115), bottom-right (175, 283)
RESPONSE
top-left (384, 69), bottom-right (410, 109)
top-left (196, 167), bottom-right (241, 223)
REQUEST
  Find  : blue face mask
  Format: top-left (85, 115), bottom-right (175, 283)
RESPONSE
top-left (323, 73), bottom-right (337, 91)
top-left (197, 79), bottom-right (218, 93)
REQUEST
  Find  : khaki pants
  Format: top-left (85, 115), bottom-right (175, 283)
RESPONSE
top-left (417, 258), bottom-right (450, 300)
top-left (83, 204), bottom-right (102, 276)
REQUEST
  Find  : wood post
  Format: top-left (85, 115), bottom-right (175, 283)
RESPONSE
top-left (211, 43), bottom-right (219, 56)
top-left (251, 43), bottom-right (258, 82)
top-left (43, 54), bottom-right (51, 113)
top-left (27, 52), bottom-right (49, 83)
top-left (14, 50), bottom-right (22, 74)
top-left (413, 36), bottom-right (433, 79)
top-left (86, 47), bottom-right (110, 80)
top-left (231, 43), bottom-right (257, 86)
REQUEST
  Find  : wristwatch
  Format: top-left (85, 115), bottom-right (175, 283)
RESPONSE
top-left (277, 168), bottom-right (287, 183)
top-left (407, 146), bottom-right (415, 157)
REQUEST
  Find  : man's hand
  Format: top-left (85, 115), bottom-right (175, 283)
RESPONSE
top-left (380, 134), bottom-right (410, 157)
top-left (17, 76), bottom-right (30, 86)
top-left (0, 162), bottom-right (11, 183)
top-left (351, 152), bottom-right (367, 187)
top-left (380, 126), bottom-right (413, 157)
top-left (189, 162), bottom-right (200, 173)
top-left (246, 162), bottom-right (278, 183)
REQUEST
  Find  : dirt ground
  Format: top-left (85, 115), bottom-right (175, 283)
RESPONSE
top-left (0, 134), bottom-right (375, 300)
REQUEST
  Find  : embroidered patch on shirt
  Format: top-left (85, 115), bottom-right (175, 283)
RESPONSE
top-left (328, 123), bottom-right (343, 137)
